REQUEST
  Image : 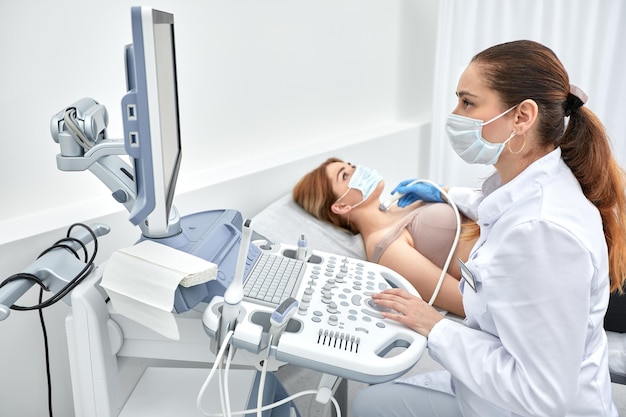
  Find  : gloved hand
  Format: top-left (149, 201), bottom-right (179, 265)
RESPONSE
top-left (391, 179), bottom-right (444, 207)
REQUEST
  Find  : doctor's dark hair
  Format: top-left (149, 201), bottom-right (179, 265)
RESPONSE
top-left (472, 39), bottom-right (626, 293)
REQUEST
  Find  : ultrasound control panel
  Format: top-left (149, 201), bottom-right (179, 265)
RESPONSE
top-left (202, 241), bottom-right (427, 384)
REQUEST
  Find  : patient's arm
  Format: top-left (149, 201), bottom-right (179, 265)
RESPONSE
top-left (374, 236), bottom-right (465, 317)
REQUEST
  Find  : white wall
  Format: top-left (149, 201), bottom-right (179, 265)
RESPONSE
top-left (0, 1), bottom-right (438, 416)
top-left (0, 0), bottom-right (437, 243)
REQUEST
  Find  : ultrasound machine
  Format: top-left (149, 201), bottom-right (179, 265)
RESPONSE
top-left (0, 7), bottom-right (426, 416)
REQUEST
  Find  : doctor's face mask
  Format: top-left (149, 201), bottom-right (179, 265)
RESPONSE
top-left (446, 105), bottom-right (517, 165)
top-left (335, 165), bottom-right (383, 208)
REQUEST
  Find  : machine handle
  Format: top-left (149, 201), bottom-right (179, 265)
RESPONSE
top-left (0, 223), bottom-right (110, 320)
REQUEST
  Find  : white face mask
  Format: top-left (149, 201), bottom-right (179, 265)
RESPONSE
top-left (446, 105), bottom-right (517, 165)
top-left (335, 165), bottom-right (383, 208)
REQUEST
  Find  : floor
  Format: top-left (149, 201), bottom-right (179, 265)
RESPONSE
top-left (276, 352), bottom-right (626, 417)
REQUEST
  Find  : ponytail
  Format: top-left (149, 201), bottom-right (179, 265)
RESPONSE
top-left (560, 108), bottom-right (626, 293)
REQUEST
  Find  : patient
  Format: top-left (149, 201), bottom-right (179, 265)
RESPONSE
top-left (293, 158), bottom-right (478, 317)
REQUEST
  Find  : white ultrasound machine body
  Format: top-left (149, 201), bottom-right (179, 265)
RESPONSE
top-left (59, 216), bottom-right (427, 417)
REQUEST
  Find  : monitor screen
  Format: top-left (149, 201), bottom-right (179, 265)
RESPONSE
top-left (122, 6), bottom-right (182, 238)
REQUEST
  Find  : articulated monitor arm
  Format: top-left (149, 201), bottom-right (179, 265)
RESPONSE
top-left (50, 98), bottom-right (152, 235)
top-left (51, 98), bottom-right (137, 210)
top-left (50, 97), bottom-right (183, 239)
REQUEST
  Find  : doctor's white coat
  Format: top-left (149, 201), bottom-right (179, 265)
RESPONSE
top-left (403, 148), bottom-right (618, 417)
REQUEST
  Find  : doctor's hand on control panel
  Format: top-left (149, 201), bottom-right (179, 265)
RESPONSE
top-left (369, 288), bottom-right (445, 338)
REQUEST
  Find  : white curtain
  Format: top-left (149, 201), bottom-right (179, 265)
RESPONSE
top-left (429, 0), bottom-right (626, 187)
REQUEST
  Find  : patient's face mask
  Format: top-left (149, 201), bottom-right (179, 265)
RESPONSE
top-left (335, 165), bottom-right (383, 208)
top-left (446, 105), bottom-right (517, 165)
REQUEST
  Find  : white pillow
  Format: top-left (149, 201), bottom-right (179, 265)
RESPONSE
top-left (252, 193), bottom-right (366, 259)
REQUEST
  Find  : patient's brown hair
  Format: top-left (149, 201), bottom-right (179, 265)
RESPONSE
top-left (293, 157), bottom-right (356, 233)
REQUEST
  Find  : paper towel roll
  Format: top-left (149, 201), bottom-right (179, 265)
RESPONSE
top-left (101, 240), bottom-right (217, 339)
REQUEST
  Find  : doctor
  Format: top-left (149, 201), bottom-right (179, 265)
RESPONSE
top-left (353, 40), bottom-right (626, 417)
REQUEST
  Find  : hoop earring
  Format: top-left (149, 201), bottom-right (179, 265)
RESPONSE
top-left (509, 133), bottom-right (526, 154)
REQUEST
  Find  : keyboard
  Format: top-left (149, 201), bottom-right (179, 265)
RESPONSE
top-left (243, 244), bottom-right (306, 307)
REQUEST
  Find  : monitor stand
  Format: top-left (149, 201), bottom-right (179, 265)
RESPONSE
top-left (141, 209), bottom-right (245, 313)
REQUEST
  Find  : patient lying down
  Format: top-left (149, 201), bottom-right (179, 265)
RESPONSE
top-left (293, 158), bottom-right (478, 317)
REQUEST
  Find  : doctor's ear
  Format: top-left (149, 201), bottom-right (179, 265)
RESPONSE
top-left (514, 99), bottom-right (539, 135)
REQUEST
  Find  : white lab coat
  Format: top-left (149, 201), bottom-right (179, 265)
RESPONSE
top-left (402, 148), bottom-right (618, 417)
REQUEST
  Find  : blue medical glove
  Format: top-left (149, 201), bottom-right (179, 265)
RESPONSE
top-left (391, 179), bottom-right (444, 207)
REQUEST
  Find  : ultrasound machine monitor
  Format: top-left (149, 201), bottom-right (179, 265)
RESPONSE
top-left (122, 7), bottom-right (182, 239)
top-left (49, 4), bottom-right (259, 309)
top-left (119, 7), bottom-right (249, 313)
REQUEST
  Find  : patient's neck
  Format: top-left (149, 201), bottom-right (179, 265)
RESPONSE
top-left (350, 200), bottom-right (418, 237)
